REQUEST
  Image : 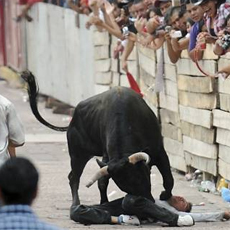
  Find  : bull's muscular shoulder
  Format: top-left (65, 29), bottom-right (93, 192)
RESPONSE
top-left (75, 86), bottom-right (149, 122)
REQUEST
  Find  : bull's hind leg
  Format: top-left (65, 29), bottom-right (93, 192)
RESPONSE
top-left (68, 154), bottom-right (90, 207)
top-left (67, 126), bottom-right (91, 208)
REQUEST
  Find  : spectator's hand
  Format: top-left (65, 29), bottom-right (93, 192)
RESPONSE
top-left (89, 0), bottom-right (97, 7)
top-left (122, 60), bottom-right (128, 73)
top-left (197, 32), bottom-right (217, 44)
top-left (135, 17), bottom-right (147, 33)
top-left (164, 32), bottom-right (171, 42)
top-left (146, 16), bottom-right (160, 34)
top-left (85, 21), bottom-right (92, 29)
top-left (89, 16), bottom-right (103, 26)
top-left (216, 65), bottom-right (230, 79)
top-left (217, 30), bottom-right (225, 38)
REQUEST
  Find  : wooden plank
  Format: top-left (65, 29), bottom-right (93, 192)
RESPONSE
top-left (185, 151), bottom-right (217, 175)
top-left (177, 75), bottom-right (215, 93)
top-left (164, 137), bottom-right (184, 156)
top-left (179, 105), bottom-right (212, 128)
top-left (213, 109), bottom-right (230, 131)
top-left (183, 136), bottom-right (217, 159)
top-left (179, 91), bottom-right (217, 109)
top-left (168, 153), bottom-right (186, 172)
top-left (181, 121), bottom-right (215, 144)
top-left (219, 159), bottom-right (230, 181)
top-left (219, 145), bottom-right (230, 164)
top-left (162, 124), bottom-right (182, 142)
top-left (216, 128), bottom-right (230, 147)
top-left (220, 93), bottom-right (230, 112)
top-left (160, 109), bottom-right (180, 127)
top-left (177, 59), bottom-right (216, 77)
top-left (159, 93), bottom-right (179, 113)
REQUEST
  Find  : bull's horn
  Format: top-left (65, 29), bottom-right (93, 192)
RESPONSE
top-left (128, 152), bottom-right (150, 165)
top-left (86, 166), bottom-right (109, 188)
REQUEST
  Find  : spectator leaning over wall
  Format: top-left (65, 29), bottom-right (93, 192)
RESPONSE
top-left (140, 0), bottom-right (172, 48)
top-left (164, 6), bottom-right (187, 63)
top-left (185, 0), bottom-right (206, 61)
top-left (195, 0), bottom-right (230, 53)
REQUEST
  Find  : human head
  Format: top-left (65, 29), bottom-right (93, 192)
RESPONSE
top-left (147, 6), bottom-right (162, 19)
top-left (0, 157), bottom-right (39, 205)
top-left (194, 0), bottom-right (225, 18)
top-left (186, 0), bottom-right (204, 22)
top-left (154, 0), bottom-right (172, 16)
top-left (164, 6), bottom-right (187, 31)
top-left (133, 0), bottom-right (148, 17)
top-left (169, 196), bottom-right (193, 212)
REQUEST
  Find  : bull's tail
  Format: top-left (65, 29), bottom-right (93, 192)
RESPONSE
top-left (21, 70), bottom-right (68, 132)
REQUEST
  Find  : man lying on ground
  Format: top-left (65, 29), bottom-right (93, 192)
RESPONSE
top-left (70, 194), bottom-right (230, 226)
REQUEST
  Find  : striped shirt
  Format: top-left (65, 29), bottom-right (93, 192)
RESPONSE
top-left (204, 3), bottom-right (230, 36)
top-left (0, 205), bottom-right (63, 230)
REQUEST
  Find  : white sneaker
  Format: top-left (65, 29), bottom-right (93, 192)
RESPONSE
top-left (177, 215), bottom-right (195, 226)
top-left (119, 214), bottom-right (140, 226)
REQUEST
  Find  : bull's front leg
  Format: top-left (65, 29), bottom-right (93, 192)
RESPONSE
top-left (96, 158), bottom-right (110, 204)
top-left (155, 147), bottom-right (174, 201)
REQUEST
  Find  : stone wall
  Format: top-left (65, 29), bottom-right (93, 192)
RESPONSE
top-left (93, 30), bottom-right (230, 180)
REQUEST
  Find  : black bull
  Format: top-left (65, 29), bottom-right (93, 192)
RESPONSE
top-left (21, 71), bottom-right (174, 212)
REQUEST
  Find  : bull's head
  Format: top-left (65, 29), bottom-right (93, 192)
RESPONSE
top-left (86, 152), bottom-right (153, 200)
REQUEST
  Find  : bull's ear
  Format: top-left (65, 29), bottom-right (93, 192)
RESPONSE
top-left (96, 159), bottom-right (107, 168)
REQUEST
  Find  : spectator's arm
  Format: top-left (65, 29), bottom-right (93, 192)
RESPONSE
top-left (8, 145), bottom-right (16, 157)
top-left (171, 37), bottom-right (189, 52)
top-left (189, 48), bottom-right (204, 62)
top-left (213, 40), bottom-right (224, 56)
top-left (121, 39), bottom-right (135, 72)
top-left (150, 37), bottom-right (165, 50)
top-left (218, 64), bottom-right (230, 77)
top-left (165, 33), bottom-right (181, 64)
top-left (213, 31), bottom-right (226, 56)
top-left (67, 0), bottom-right (82, 13)
top-left (101, 20), bottom-right (123, 39)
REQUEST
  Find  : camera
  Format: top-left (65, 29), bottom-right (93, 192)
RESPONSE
top-left (165, 26), bottom-right (172, 33)
top-left (122, 26), bottom-right (130, 37)
top-left (170, 30), bottom-right (182, 38)
top-left (218, 34), bottom-right (230, 50)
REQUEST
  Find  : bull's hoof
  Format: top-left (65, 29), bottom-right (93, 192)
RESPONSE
top-left (159, 191), bottom-right (172, 201)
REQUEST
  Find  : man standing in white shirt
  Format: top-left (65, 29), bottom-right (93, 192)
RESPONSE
top-left (0, 95), bottom-right (25, 167)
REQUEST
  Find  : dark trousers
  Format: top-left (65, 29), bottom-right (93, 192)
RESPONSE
top-left (70, 195), bottom-right (179, 226)
top-left (122, 194), bottom-right (179, 226)
top-left (70, 198), bottom-right (124, 224)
